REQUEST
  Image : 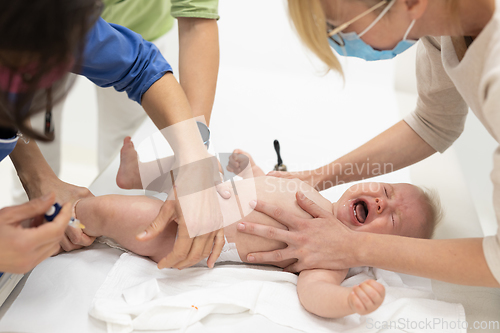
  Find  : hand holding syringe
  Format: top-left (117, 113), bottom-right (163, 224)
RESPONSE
top-left (45, 203), bottom-right (85, 229)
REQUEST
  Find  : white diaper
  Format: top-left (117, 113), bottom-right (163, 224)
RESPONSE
top-left (214, 238), bottom-right (242, 263)
top-left (96, 236), bottom-right (242, 265)
top-left (97, 236), bottom-right (129, 252)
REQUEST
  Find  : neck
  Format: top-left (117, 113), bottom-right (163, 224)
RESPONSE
top-left (459, 0), bottom-right (496, 36)
top-left (413, 0), bottom-right (495, 38)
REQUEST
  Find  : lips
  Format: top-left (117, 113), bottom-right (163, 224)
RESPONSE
top-left (353, 200), bottom-right (368, 224)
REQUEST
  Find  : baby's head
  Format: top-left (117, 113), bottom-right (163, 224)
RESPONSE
top-left (333, 182), bottom-right (442, 239)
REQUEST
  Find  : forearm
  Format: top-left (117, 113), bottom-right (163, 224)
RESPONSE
top-left (356, 233), bottom-right (500, 287)
top-left (178, 18), bottom-right (219, 125)
top-left (317, 120), bottom-right (436, 190)
top-left (299, 282), bottom-right (354, 318)
top-left (141, 73), bottom-right (208, 162)
top-left (9, 140), bottom-right (57, 198)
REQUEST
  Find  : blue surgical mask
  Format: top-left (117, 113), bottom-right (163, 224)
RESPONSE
top-left (328, 0), bottom-right (418, 61)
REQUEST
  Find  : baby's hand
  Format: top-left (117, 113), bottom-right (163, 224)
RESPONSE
top-left (348, 280), bottom-right (385, 315)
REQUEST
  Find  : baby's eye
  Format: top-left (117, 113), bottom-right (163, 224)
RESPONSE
top-left (391, 214), bottom-right (395, 226)
top-left (384, 187), bottom-right (388, 197)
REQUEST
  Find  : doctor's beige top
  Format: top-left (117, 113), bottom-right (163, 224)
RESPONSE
top-left (404, 0), bottom-right (500, 283)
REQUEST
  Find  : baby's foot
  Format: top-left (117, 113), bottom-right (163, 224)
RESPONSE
top-left (227, 149), bottom-right (265, 178)
top-left (116, 137), bottom-right (142, 189)
top-left (348, 280), bottom-right (386, 315)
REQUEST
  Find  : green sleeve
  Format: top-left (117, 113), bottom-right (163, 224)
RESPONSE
top-left (171, 0), bottom-right (219, 20)
top-left (101, 0), bottom-right (174, 41)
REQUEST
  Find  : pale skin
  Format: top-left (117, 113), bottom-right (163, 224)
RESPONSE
top-left (177, 17), bottom-right (219, 126)
top-left (2, 15), bottom-right (224, 272)
top-left (238, 0), bottom-right (500, 288)
top-left (74, 146), bottom-right (435, 318)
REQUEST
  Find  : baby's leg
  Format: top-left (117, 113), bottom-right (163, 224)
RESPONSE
top-left (76, 195), bottom-right (177, 263)
top-left (116, 137), bottom-right (176, 190)
top-left (117, 140), bottom-right (266, 189)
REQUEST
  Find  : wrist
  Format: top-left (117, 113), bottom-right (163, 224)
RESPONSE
top-left (161, 119), bottom-right (211, 164)
top-left (352, 232), bottom-right (373, 267)
top-left (175, 122), bottom-right (211, 165)
top-left (19, 167), bottom-right (57, 199)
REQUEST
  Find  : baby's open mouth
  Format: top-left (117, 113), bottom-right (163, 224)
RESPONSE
top-left (353, 200), bottom-right (368, 224)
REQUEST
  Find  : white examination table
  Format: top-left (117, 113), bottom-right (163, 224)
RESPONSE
top-left (1, 0), bottom-right (499, 331)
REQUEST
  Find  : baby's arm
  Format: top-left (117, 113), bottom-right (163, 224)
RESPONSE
top-left (297, 269), bottom-right (386, 318)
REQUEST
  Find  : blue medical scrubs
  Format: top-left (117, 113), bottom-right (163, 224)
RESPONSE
top-left (0, 128), bottom-right (18, 163)
top-left (76, 17), bottom-right (173, 103)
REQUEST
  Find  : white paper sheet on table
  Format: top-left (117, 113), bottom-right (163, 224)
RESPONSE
top-left (0, 244), bottom-right (123, 333)
top-left (90, 253), bottom-right (465, 333)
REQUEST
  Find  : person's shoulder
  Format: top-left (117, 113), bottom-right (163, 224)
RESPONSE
top-left (420, 36), bottom-right (443, 51)
top-left (480, 10), bottom-right (500, 74)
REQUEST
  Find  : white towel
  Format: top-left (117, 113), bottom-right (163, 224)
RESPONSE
top-left (90, 253), bottom-right (466, 333)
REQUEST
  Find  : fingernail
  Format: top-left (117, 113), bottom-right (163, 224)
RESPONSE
top-left (237, 222), bottom-right (245, 231)
top-left (247, 255), bottom-right (255, 262)
top-left (41, 193), bottom-right (52, 201)
top-left (249, 200), bottom-right (257, 209)
top-left (137, 231), bottom-right (147, 239)
top-left (297, 191), bottom-right (305, 200)
top-left (224, 191), bottom-right (231, 197)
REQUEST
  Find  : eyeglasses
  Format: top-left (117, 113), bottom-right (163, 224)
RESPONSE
top-left (326, 0), bottom-right (389, 46)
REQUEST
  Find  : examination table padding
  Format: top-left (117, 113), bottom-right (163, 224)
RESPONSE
top-left (89, 253), bottom-right (465, 333)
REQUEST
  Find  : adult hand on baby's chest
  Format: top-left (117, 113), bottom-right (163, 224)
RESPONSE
top-left (237, 191), bottom-right (357, 272)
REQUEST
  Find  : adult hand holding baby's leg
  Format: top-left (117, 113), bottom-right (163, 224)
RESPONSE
top-left (348, 280), bottom-right (386, 315)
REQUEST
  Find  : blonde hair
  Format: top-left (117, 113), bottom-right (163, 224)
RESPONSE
top-left (287, 0), bottom-right (460, 74)
top-left (419, 187), bottom-right (444, 239)
top-left (287, 0), bottom-right (343, 75)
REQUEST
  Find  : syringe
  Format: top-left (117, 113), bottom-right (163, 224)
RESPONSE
top-left (44, 203), bottom-right (85, 229)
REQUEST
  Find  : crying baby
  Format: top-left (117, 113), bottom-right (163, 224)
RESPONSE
top-left (69, 139), bottom-right (442, 319)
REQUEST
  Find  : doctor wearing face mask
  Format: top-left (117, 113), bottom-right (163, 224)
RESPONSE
top-left (237, 0), bottom-right (500, 288)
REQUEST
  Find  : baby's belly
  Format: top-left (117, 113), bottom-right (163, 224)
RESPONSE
top-left (221, 176), bottom-right (332, 267)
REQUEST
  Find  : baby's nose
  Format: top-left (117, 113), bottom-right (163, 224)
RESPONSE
top-left (375, 198), bottom-right (387, 214)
